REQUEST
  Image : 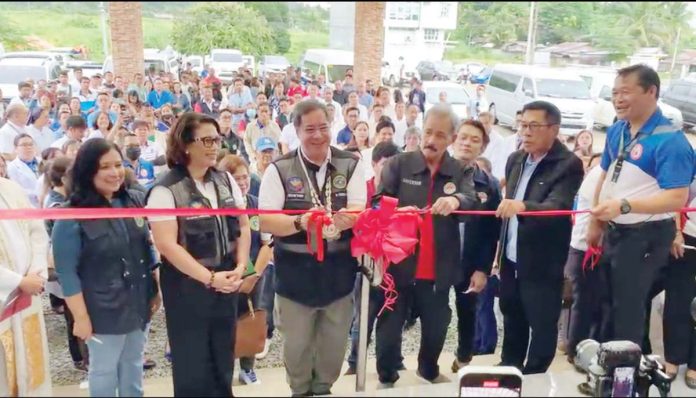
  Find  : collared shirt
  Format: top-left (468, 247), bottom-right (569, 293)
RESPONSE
top-left (0, 121), bottom-right (26, 154)
top-left (505, 153), bottom-right (546, 263)
top-left (279, 123), bottom-right (300, 152)
top-left (21, 158), bottom-right (39, 175)
top-left (481, 129), bottom-right (508, 181)
top-left (599, 108), bottom-right (695, 224)
top-left (147, 90), bottom-right (174, 110)
top-left (86, 109), bottom-right (118, 127)
top-left (336, 125), bottom-right (353, 146)
top-left (228, 88), bottom-right (253, 124)
top-left (258, 148), bottom-right (367, 211)
top-left (358, 93), bottom-right (373, 109)
top-left (25, 124), bottom-right (56, 152)
top-left (124, 158), bottom-right (156, 189)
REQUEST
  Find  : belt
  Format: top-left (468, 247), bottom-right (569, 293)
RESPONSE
top-left (607, 219), bottom-right (674, 231)
top-left (275, 240), bottom-right (350, 254)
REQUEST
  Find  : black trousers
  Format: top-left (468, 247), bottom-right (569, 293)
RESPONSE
top-left (663, 233), bottom-right (696, 368)
top-left (454, 275), bottom-right (477, 363)
top-left (499, 258), bottom-right (563, 374)
top-left (375, 280), bottom-right (450, 384)
top-left (602, 219), bottom-right (674, 346)
top-left (565, 247), bottom-right (609, 357)
top-left (165, 305), bottom-right (238, 397)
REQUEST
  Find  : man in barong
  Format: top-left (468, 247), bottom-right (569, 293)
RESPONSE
top-left (0, 177), bottom-right (51, 397)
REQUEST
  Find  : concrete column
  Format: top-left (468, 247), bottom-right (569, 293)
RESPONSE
top-left (108, 2), bottom-right (144, 82)
top-left (353, 2), bottom-right (385, 87)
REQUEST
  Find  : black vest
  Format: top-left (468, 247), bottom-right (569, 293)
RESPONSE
top-left (272, 147), bottom-right (359, 307)
top-left (149, 166), bottom-right (240, 318)
top-left (76, 191), bottom-right (154, 334)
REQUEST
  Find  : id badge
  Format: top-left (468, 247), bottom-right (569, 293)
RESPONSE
top-left (611, 367), bottom-right (635, 397)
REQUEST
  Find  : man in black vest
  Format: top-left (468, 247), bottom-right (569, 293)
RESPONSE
top-left (258, 100), bottom-right (366, 396)
top-left (375, 103), bottom-right (477, 387)
top-left (496, 101), bottom-right (584, 374)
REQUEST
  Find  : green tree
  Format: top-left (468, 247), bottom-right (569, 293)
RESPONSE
top-left (0, 14), bottom-right (24, 49)
top-left (171, 3), bottom-right (275, 57)
top-left (245, 2), bottom-right (292, 54)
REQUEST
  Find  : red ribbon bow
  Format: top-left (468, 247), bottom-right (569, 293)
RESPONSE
top-left (351, 196), bottom-right (421, 315)
top-left (582, 245), bottom-right (603, 272)
top-left (306, 212), bottom-right (333, 262)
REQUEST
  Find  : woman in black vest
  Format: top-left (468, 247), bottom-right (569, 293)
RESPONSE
top-left (147, 112), bottom-right (251, 397)
top-left (53, 138), bottom-right (159, 397)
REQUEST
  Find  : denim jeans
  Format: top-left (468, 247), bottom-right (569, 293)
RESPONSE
top-left (85, 325), bottom-right (148, 397)
top-left (258, 263), bottom-right (276, 339)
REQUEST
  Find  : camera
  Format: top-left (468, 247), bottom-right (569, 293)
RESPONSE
top-left (575, 340), bottom-right (673, 397)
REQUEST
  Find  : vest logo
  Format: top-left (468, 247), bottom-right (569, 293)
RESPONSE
top-left (333, 174), bottom-right (347, 190)
top-left (249, 216), bottom-right (260, 231)
top-left (288, 177), bottom-right (304, 193)
top-left (190, 200), bottom-right (204, 208)
top-left (630, 143), bottom-right (643, 160)
top-left (402, 178), bottom-right (422, 186)
top-left (443, 182), bottom-right (456, 195)
top-left (477, 191), bottom-right (488, 204)
top-left (139, 168), bottom-right (149, 178)
top-left (134, 217), bottom-right (145, 228)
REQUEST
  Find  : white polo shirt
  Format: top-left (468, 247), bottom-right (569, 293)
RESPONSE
top-left (258, 148), bottom-right (367, 211)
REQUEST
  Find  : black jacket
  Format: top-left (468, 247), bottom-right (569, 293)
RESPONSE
top-left (498, 139), bottom-right (584, 281)
top-left (377, 150), bottom-right (477, 290)
top-left (462, 165), bottom-right (502, 277)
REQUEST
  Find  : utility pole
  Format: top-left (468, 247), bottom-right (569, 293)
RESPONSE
top-left (100, 1), bottom-right (110, 59)
top-left (525, 2), bottom-right (538, 65)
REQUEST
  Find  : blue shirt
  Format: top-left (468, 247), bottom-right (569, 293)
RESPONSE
top-left (147, 90), bottom-right (174, 109)
top-left (359, 93), bottom-right (374, 109)
top-left (228, 89), bottom-right (253, 124)
top-left (505, 153), bottom-right (545, 263)
top-left (53, 198), bottom-right (156, 296)
top-left (21, 158), bottom-right (39, 174)
top-left (337, 125), bottom-right (353, 146)
top-left (599, 108), bottom-right (695, 224)
top-left (124, 158), bottom-right (156, 189)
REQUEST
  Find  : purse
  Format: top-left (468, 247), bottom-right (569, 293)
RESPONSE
top-left (234, 297), bottom-right (267, 358)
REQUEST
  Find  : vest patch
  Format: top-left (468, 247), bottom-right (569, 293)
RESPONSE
top-left (189, 199), bottom-right (204, 208)
top-left (287, 176), bottom-right (304, 193)
top-left (630, 143), bottom-right (643, 160)
top-left (402, 178), bottom-right (422, 186)
top-left (443, 182), bottom-right (456, 195)
top-left (250, 216), bottom-right (260, 231)
top-left (333, 174), bottom-right (347, 190)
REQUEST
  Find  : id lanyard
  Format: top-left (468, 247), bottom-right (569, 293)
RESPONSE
top-left (610, 125), bottom-right (643, 184)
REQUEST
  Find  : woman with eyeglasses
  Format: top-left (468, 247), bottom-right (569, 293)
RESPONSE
top-left (146, 112), bottom-right (251, 396)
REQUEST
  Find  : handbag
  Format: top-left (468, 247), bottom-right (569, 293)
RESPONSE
top-left (234, 297), bottom-right (267, 358)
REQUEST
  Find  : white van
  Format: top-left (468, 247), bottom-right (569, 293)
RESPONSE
top-left (300, 49), bottom-right (353, 87)
top-left (102, 51), bottom-right (179, 77)
top-left (564, 66), bottom-right (684, 129)
top-left (486, 64), bottom-right (594, 136)
top-left (209, 49), bottom-right (245, 82)
top-left (0, 54), bottom-right (62, 101)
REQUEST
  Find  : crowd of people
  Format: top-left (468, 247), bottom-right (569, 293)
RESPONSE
top-left (0, 59), bottom-right (695, 397)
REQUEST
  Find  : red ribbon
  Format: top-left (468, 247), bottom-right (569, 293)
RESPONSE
top-left (351, 196), bottom-right (421, 315)
top-left (582, 245), bottom-right (603, 272)
top-left (306, 212), bottom-right (332, 262)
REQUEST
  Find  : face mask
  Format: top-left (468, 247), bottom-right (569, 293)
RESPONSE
top-left (125, 147), bottom-right (141, 161)
top-left (246, 109), bottom-right (257, 119)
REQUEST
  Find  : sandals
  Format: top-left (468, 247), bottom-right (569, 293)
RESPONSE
top-left (686, 371), bottom-right (696, 390)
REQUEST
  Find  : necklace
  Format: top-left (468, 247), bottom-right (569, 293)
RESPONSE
top-left (297, 147), bottom-right (340, 241)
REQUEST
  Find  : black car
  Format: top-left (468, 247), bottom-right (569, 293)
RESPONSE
top-left (661, 78), bottom-right (696, 128)
top-left (416, 61), bottom-right (450, 81)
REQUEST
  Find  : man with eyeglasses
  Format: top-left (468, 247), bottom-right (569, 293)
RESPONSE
top-left (218, 109), bottom-right (249, 164)
top-left (494, 101), bottom-right (583, 374)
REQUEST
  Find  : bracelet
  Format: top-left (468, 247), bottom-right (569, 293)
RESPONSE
top-left (205, 270), bottom-right (215, 289)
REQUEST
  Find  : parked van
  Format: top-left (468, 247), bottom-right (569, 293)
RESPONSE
top-left (0, 53), bottom-right (62, 101)
top-left (565, 66), bottom-right (683, 129)
top-left (300, 49), bottom-right (353, 87)
top-left (486, 64), bottom-right (594, 136)
top-left (209, 49), bottom-right (245, 82)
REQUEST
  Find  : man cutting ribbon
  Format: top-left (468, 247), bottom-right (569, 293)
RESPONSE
top-left (373, 103), bottom-right (477, 388)
top-left (258, 100), bottom-right (366, 396)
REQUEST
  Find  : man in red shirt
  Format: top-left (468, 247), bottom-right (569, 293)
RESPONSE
top-left (374, 104), bottom-right (477, 387)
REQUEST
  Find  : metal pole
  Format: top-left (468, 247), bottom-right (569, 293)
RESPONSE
top-left (356, 256), bottom-right (370, 392)
top-left (100, 2), bottom-right (110, 58)
top-left (525, 2), bottom-right (537, 65)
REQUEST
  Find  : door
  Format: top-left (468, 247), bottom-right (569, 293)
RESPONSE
top-left (684, 84), bottom-right (696, 125)
top-left (593, 84), bottom-right (615, 127)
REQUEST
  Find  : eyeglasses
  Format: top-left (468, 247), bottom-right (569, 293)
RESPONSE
top-left (194, 136), bottom-right (222, 148)
top-left (518, 122), bottom-right (556, 132)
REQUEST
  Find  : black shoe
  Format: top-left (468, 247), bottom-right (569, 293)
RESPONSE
top-left (74, 361), bottom-right (88, 372)
top-left (343, 367), bottom-right (356, 376)
top-left (143, 358), bottom-right (156, 370)
top-left (397, 362), bottom-right (406, 371)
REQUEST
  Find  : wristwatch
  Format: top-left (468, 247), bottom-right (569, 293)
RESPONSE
top-left (293, 215), bottom-right (304, 231)
top-left (620, 199), bottom-right (632, 215)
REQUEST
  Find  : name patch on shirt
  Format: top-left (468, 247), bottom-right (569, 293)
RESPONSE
top-left (402, 178), bottom-right (422, 186)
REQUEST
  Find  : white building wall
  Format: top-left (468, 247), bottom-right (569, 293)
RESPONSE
top-left (329, 2), bottom-right (355, 51)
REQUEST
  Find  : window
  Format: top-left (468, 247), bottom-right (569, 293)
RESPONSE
top-left (440, 3), bottom-right (451, 17)
top-left (536, 79), bottom-right (591, 99)
top-left (424, 29), bottom-right (439, 42)
top-left (522, 78), bottom-right (534, 96)
top-left (489, 71), bottom-right (520, 93)
top-left (388, 2), bottom-right (419, 21)
top-left (302, 60), bottom-right (322, 76)
top-left (599, 85), bottom-right (612, 101)
top-left (671, 84), bottom-right (690, 97)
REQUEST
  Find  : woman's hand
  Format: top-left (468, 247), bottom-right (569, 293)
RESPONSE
top-left (671, 231), bottom-right (685, 259)
top-left (149, 293), bottom-right (162, 318)
top-left (19, 271), bottom-right (45, 295)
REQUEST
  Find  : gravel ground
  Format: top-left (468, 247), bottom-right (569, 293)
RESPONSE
top-left (46, 291), bottom-right (505, 386)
